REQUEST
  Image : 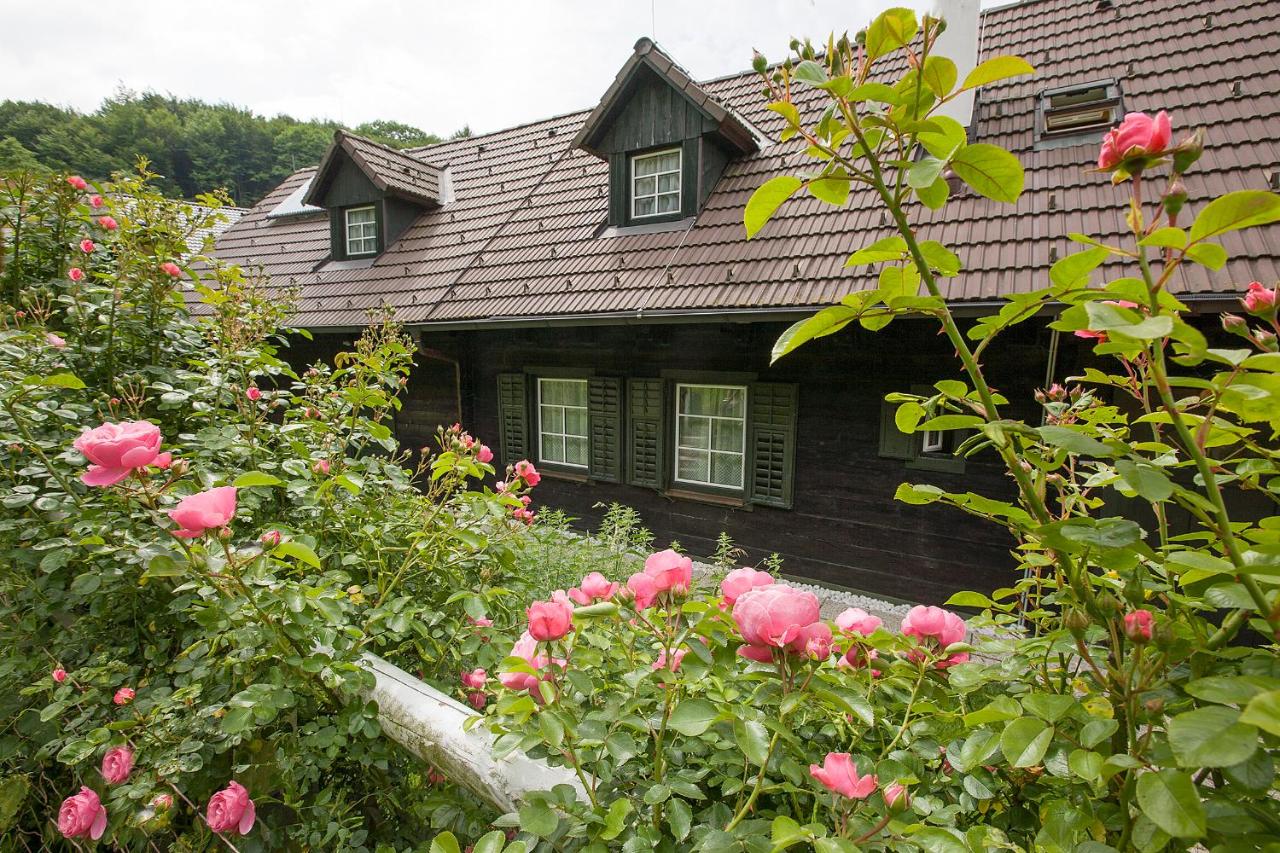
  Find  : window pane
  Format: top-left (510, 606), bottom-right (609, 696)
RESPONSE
top-left (679, 386), bottom-right (714, 416)
top-left (634, 156), bottom-right (658, 177)
top-left (564, 407), bottom-right (587, 437)
top-left (634, 197), bottom-right (655, 217)
top-left (657, 194), bottom-right (680, 213)
top-left (657, 173), bottom-right (679, 193)
top-left (712, 418), bottom-right (743, 453)
top-left (565, 436), bottom-right (588, 466)
top-left (634, 175), bottom-right (656, 197)
top-left (541, 405), bottom-right (564, 433)
top-left (656, 152), bottom-right (680, 172)
top-left (710, 452), bottom-right (743, 488)
top-left (677, 447), bottom-right (707, 482)
top-left (678, 415), bottom-right (710, 449)
top-left (347, 207), bottom-right (375, 224)
top-left (567, 381), bottom-right (588, 406)
top-left (543, 435), bottom-right (565, 463)
top-left (717, 388), bottom-right (746, 418)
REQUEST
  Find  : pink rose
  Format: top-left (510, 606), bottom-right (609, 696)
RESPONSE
top-left (720, 567), bottom-right (773, 605)
top-left (569, 571), bottom-right (619, 605)
top-left (260, 530), bottom-right (282, 547)
top-left (205, 780), bottom-right (255, 836)
top-left (884, 782), bottom-right (910, 809)
top-left (468, 615), bottom-right (494, 628)
top-left (97, 216), bottom-right (117, 231)
top-left (68, 267), bottom-right (85, 282)
top-left (113, 687), bottom-right (135, 705)
top-left (514, 460), bottom-right (540, 486)
top-left (79, 239), bottom-right (95, 254)
top-left (652, 647), bottom-right (688, 672)
top-left (90, 195), bottom-right (104, 208)
top-left (66, 175), bottom-right (88, 191)
top-left (810, 753), bottom-right (877, 799)
top-left (57, 786), bottom-right (107, 840)
top-left (312, 459), bottom-right (330, 475)
top-left (732, 585), bottom-right (821, 650)
top-left (1097, 110), bottom-right (1172, 170)
top-left (151, 793), bottom-right (173, 811)
top-left (52, 668), bottom-right (67, 683)
top-left (901, 605), bottom-right (966, 648)
top-left (527, 595), bottom-right (573, 641)
top-left (834, 607), bottom-right (882, 636)
top-left (168, 486), bottom-right (237, 538)
top-left (477, 444), bottom-right (493, 464)
top-left (513, 507), bottom-right (535, 525)
top-left (245, 386), bottom-right (261, 401)
top-left (467, 691), bottom-right (487, 710)
top-left (626, 571), bottom-right (658, 610)
top-left (643, 549), bottom-right (693, 594)
top-left (838, 645), bottom-right (879, 672)
top-left (1123, 609), bottom-right (1153, 643)
top-left (46, 332), bottom-right (67, 349)
top-left (738, 643), bottom-right (776, 663)
top-left (160, 262), bottom-right (182, 277)
top-left (101, 746), bottom-right (134, 784)
top-left (787, 621), bottom-right (834, 660)
top-left (153, 452), bottom-right (173, 470)
top-left (461, 668), bottom-right (487, 689)
top-left (1243, 281), bottom-right (1277, 315)
top-left (74, 421), bottom-right (165, 487)
top-left (499, 632), bottom-right (563, 694)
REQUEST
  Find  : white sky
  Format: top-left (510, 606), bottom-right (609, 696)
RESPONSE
top-left (2, 0), bottom-right (1004, 137)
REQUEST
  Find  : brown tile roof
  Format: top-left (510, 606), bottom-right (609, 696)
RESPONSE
top-left (211, 0), bottom-right (1280, 328)
top-left (304, 130), bottom-right (445, 208)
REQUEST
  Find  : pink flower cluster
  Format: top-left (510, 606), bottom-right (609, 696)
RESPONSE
top-left (74, 421), bottom-right (171, 486)
top-left (732, 584), bottom-right (830, 662)
top-left (1243, 281), bottom-right (1277, 316)
top-left (901, 605), bottom-right (969, 668)
top-left (626, 549), bottom-right (693, 610)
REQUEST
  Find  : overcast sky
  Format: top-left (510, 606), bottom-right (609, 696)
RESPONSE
top-left (3, 0), bottom-right (1003, 137)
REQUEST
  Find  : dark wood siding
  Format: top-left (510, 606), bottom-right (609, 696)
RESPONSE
top-left (594, 66), bottom-right (717, 156)
top-left (457, 320), bottom-right (1060, 604)
top-left (319, 156), bottom-right (382, 208)
top-left (383, 197), bottom-right (421, 249)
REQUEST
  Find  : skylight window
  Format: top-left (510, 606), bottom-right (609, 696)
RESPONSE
top-left (1037, 80), bottom-right (1122, 143)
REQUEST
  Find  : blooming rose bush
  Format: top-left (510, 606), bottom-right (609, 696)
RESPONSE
top-left (0, 168), bottom-right (549, 848)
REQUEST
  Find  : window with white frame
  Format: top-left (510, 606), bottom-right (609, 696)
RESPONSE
top-left (537, 378), bottom-right (589, 468)
top-left (631, 148), bottom-right (681, 219)
top-left (921, 430), bottom-right (945, 454)
top-left (345, 205), bottom-right (378, 256)
top-left (675, 383), bottom-right (746, 490)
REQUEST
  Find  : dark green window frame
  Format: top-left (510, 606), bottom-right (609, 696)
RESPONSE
top-left (878, 387), bottom-right (966, 474)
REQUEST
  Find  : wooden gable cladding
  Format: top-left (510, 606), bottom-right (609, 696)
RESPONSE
top-left (591, 64), bottom-right (720, 157)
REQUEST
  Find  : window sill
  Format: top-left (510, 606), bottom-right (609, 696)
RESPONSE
top-left (663, 487), bottom-right (747, 509)
top-left (538, 467), bottom-right (589, 484)
top-left (906, 455), bottom-right (965, 475)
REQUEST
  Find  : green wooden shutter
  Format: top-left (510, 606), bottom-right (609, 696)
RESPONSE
top-left (496, 373), bottom-right (528, 467)
top-left (588, 376), bottom-right (623, 483)
top-left (626, 378), bottom-right (665, 489)
top-left (878, 398), bottom-right (916, 460)
top-left (608, 153), bottom-right (627, 226)
top-left (749, 383), bottom-right (798, 509)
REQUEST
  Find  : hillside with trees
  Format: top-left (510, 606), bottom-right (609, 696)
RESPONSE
top-left (0, 89), bottom-right (469, 206)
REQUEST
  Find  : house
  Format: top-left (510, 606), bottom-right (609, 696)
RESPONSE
top-left (207, 0), bottom-right (1280, 603)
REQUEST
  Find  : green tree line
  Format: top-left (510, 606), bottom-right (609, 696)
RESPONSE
top-left (0, 88), bottom-right (469, 206)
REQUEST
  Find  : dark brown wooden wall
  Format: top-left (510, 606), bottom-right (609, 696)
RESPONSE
top-left (453, 319), bottom-right (1067, 604)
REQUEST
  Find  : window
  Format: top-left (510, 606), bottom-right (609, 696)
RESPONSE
top-left (345, 206), bottom-right (378, 256)
top-left (674, 383), bottom-right (746, 490)
top-left (921, 430), bottom-right (945, 454)
top-left (631, 148), bottom-right (681, 219)
top-left (537, 378), bottom-right (589, 468)
top-left (1038, 81), bottom-right (1122, 142)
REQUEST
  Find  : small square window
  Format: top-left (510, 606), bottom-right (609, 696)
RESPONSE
top-left (631, 148), bottom-right (681, 220)
top-left (345, 206), bottom-right (378, 256)
top-left (674, 383), bottom-right (746, 490)
top-left (1038, 81), bottom-right (1122, 142)
top-left (538, 378), bottom-right (589, 469)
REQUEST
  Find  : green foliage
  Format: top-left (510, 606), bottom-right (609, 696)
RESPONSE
top-left (0, 90), bottom-right (467, 204)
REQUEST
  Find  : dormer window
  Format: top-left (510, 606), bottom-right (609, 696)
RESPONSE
top-left (631, 148), bottom-right (682, 219)
top-left (1036, 80), bottom-right (1122, 147)
top-left (345, 206), bottom-right (378, 256)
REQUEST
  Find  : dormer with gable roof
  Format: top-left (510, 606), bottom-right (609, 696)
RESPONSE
top-left (574, 38), bottom-right (764, 229)
top-left (303, 129), bottom-right (449, 261)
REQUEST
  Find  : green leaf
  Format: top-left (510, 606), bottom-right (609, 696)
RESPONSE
top-left (1050, 246), bottom-right (1109, 287)
top-left (919, 241), bottom-right (961, 276)
top-left (1240, 690), bottom-right (1280, 736)
top-left (55, 739), bottom-right (96, 765)
top-left (745, 176), bottom-right (804, 239)
top-left (919, 115), bottom-right (968, 160)
top-left (866, 7), bottom-right (918, 60)
top-left (845, 236), bottom-right (907, 266)
top-left (70, 571), bottom-right (101, 596)
top-left (430, 832), bottom-right (462, 853)
top-left (1000, 717), bottom-right (1052, 767)
top-left (950, 143), bottom-right (1024, 203)
top-left (1115, 459), bottom-right (1174, 501)
top-left (471, 830), bottom-right (507, 853)
top-left (37, 372), bottom-right (86, 390)
top-left (1135, 769), bottom-right (1205, 839)
top-left (1139, 227), bottom-right (1187, 249)
top-left (916, 177), bottom-right (949, 210)
top-left (771, 295), bottom-right (877, 362)
top-left (1186, 675), bottom-right (1280, 705)
top-left (793, 60), bottom-right (827, 85)
top-left (518, 801), bottom-right (559, 837)
top-left (1021, 693), bottom-right (1076, 723)
top-left (966, 696), bottom-right (1022, 727)
top-left (272, 541), bottom-right (321, 568)
top-left (1079, 718), bottom-right (1118, 748)
top-left (921, 56), bottom-right (958, 98)
top-left (1037, 425), bottom-right (1114, 457)
top-left (667, 699), bottom-right (718, 736)
top-left (809, 174), bottom-right (849, 207)
top-left (1189, 190), bottom-right (1280, 243)
top-left (600, 796), bottom-right (631, 840)
top-left (960, 56), bottom-right (1035, 91)
top-left (666, 796), bottom-right (692, 841)
top-left (1069, 749), bottom-right (1104, 781)
top-left (734, 719), bottom-right (771, 765)
top-left (220, 706), bottom-right (254, 734)
top-left (1184, 241), bottom-right (1227, 269)
top-left (233, 471), bottom-right (283, 488)
top-left (895, 401), bottom-right (925, 433)
top-left (1168, 706), bottom-right (1257, 768)
top-left (771, 815), bottom-right (808, 849)
top-left (908, 157), bottom-right (945, 190)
